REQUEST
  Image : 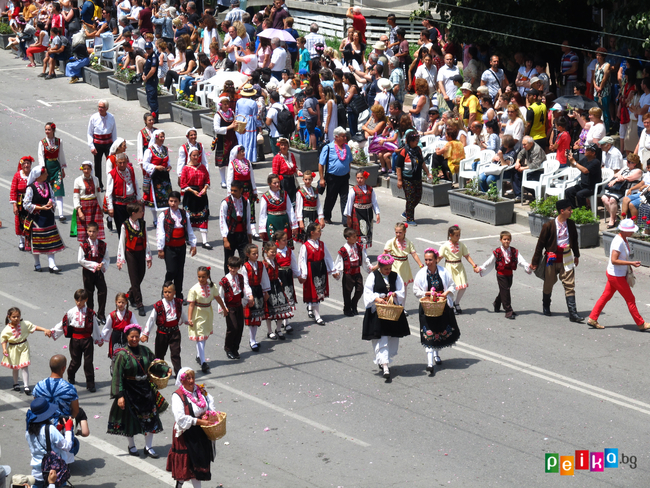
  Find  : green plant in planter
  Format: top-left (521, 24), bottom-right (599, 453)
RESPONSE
top-left (290, 134), bottom-right (311, 151)
top-left (570, 206), bottom-right (598, 225)
top-left (89, 55), bottom-right (104, 71)
top-left (464, 177), bottom-right (482, 197)
top-left (486, 181), bottom-right (500, 202)
top-left (176, 89), bottom-right (203, 109)
top-left (113, 66), bottom-right (136, 82)
top-left (529, 195), bottom-right (558, 217)
top-left (0, 23), bottom-right (14, 34)
top-left (353, 150), bottom-right (369, 166)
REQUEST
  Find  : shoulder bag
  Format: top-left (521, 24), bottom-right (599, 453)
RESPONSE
top-left (318, 145), bottom-right (329, 195)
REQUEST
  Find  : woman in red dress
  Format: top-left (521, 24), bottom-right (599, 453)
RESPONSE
top-left (227, 145), bottom-right (259, 238)
top-left (271, 137), bottom-right (303, 206)
top-left (9, 156), bottom-right (34, 251)
top-left (180, 148), bottom-right (212, 249)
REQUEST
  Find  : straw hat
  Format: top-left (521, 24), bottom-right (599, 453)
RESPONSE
top-left (239, 84), bottom-right (257, 97)
top-left (377, 78), bottom-right (393, 91)
top-left (373, 41), bottom-right (386, 51)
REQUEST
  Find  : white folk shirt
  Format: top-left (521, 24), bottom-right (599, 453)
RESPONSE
top-left (343, 185), bottom-right (380, 218)
top-left (106, 167), bottom-right (141, 211)
top-left (156, 209), bottom-right (198, 250)
top-left (116, 218), bottom-right (152, 265)
top-left (298, 239), bottom-right (336, 279)
top-left (295, 186), bottom-right (324, 221)
top-left (87, 112), bottom-right (117, 150)
top-left (72, 175), bottom-right (100, 209)
top-left (412, 265), bottom-right (456, 308)
top-left (242, 261), bottom-right (271, 295)
top-left (363, 271), bottom-right (405, 312)
top-left (258, 190), bottom-right (298, 234)
top-left (52, 306), bottom-right (102, 342)
top-left (333, 243), bottom-right (373, 274)
top-left (218, 272), bottom-right (249, 312)
top-left (555, 218), bottom-right (570, 248)
top-left (176, 141), bottom-right (210, 177)
top-left (478, 246), bottom-right (532, 276)
top-left (136, 127), bottom-right (155, 162)
top-left (226, 159), bottom-right (257, 192)
top-left (219, 196), bottom-right (253, 237)
top-left (100, 309), bottom-right (140, 341)
top-left (276, 247), bottom-right (301, 275)
top-left (77, 238), bottom-right (110, 273)
top-left (143, 298), bottom-right (188, 336)
top-left (37, 137), bottom-right (67, 168)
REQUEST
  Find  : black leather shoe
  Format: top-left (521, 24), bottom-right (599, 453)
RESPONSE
top-left (426, 365), bottom-right (435, 376)
top-left (493, 301), bottom-right (501, 313)
top-left (68, 378), bottom-right (75, 385)
top-left (106, 219), bottom-right (113, 231)
top-left (87, 386), bottom-right (96, 393)
top-left (434, 356), bottom-right (442, 366)
top-left (226, 351), bottom-right (236, 360)
top-left (144, 447), bottom-right (159, 459)
top-left (196, 356), bottom-right (201, 365)
top-left (138, 306), bottom-right (146, 317)
top-left (250, 343), bottom-right (260, 352)
top-left (201, 362), bottom-right (210, 374)
top-left (128, 446), bottom-right (139, 456)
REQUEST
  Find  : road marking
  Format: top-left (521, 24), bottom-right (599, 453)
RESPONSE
top-left (37, 100), bottom-right (52, 107)
top-left (416, 232), bottom-right (529, 246)
top-left (0, 290), bottom-right (41, 309)
top-left (37, 98), bottom-right (114, 107)
top-left (0, 390), bottom-right (175, 486)
top-left (207, 379), bottom-right (371, 447)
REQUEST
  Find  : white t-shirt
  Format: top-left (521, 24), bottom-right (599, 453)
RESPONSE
top-left (638, 93), bottom-right (650, 129)
top-left (415, 63), bottom-right (438, 96)
top-left (117, 0), bottom-right (130, 19)
top-left (585, 122), bottom-right (606, 144)
top-left (270, 47), bottom-right (286, 72)
top-left (228, 36), bottom-right (243, 62)
top-left (240, 54), bottom-right (258, 75)
top-left (607, 234), bottom-right (630, 277)
top-left (266, 102), bottom-right (287, 138)
top-left (504, 117), bottom-right (525, 144)
top-left (481, 68), bottom-right (505, 100)
top-left (437, 65), bottom-right (459, 99)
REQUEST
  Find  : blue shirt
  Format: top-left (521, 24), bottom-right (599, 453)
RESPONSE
top-left (80, 0), bottom-right (94, 24)
top-left (33, 377), bottom-right (79, 417)
top-left (285, 28), bottom-right (299, 53)
top-left (144, 50), bottom-right (159, 85)
top-left (152, 16), bottom-right (173, 39)
top-left (319, 142), bottom-right (352, 176)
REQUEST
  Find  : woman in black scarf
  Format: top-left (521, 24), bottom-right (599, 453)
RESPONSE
top-left (395, 130), bottom-right (431, 225)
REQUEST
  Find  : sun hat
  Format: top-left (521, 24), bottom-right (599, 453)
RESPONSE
top-left (618, 218), bottom-right (638, 233)
top-left (27, 398), bottom-right (58, 424)
top-left (460, 82), bottom-right (473, 92)
top-left (239, 84), bottom-right (257, 97)
top-left (585, 143), bottom-right (598, 152)
top-left (549, 103), bottom-right (563, 111)
top-left (598, 136), bottom-right (615, 146)
top-left (377, 78), bottom-right (393, 91)
top-left (373, 41), bottom-right (386, 50)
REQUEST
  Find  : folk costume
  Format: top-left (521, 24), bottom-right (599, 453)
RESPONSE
top-left (180, 160), bottom-right (211, 245)
top-left (2, 319), bottom-right (37, 392)
top-left (78, 237), bottom-right (110, 320)
top-left (136, 125), bottom-right (156, 163)
top-left (219, 193), bottom-right (253, 275)
top-left (87, 110), bottom-right (117, 188)
top-left (219, 272), bottom-right (247, 357)
top-left (343, 184), bottom-right (380, 248)
top-left (9, 162), bottom-right (32, 251)
top-left (144, 297), bottom-right (187, 375)
top-left (142, 137), bottom-right (173, 212)
top-left (226, 146), bottom-right (258, 229)
top-left (213, 102), bottom-right (237, 187)
top-left (298, 239), bottom-right (336, 324)
top-left (117, 216), bottom-right (152, 311)
top-left (271, 151), bottom-right (299, 204)
top-left (104, 138), bottom-right (132, 230)
top-left (52, 305), bottom-right (103, 391)
top-left (439, 240), bottom-right (470, 308)
top-left (275, 245), bottom-right (300, 332)
top-left (187, 283), bottom-right (217, 368)
top-left (295, 184), bottom-right (323, 243)
top-left (242, 260), bottom-right (271, 350)
top-left (156, 207), bottom-right (197, 300)
top-left (234, 92), bottom-right (261, 162)
top-left (334, 242), bottom-right (373, 316)
top-left (258, 189), bottom-right (298, 248)
top-left (478, 246), bottom-right (532, 318)
top-left (72, 164), bottom-right (105, 242)
top-left (37, 135), bottom-right (67, 219)
top-left (176, 128), bottom-right (209, 180)
top-left (106, 162), bottom-right (142, 239)
top-left (263, 256), bottom-right (293, 339)
top-left (101, 309), bottom-right (140, 358)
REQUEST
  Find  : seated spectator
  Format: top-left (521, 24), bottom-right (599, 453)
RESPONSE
top-left (510, 135), bottom-right (545, 202)
top-left (621, 154), bottom-right (650, 218)
top-left (565, 143), bottom-right (603, 209)
top-left (479, 134), bottom-right (517, 191)
top-left (39, 27), bottom-right (67, 80)
top-left (599, 135), bottom-right (624, 170)
top-left (421, 107), bottom-right (442, 136)
top-left (435, 127), bottom-right (465, 181)
top-left (369, 115), bottom-right (399, 175)
top-left (362, 104), bottom-right (387, 141)
top-left (374, 78), bottom-right (394, 113)
top-left (26, 21), bottom-right (49, 68)
top-left (467, 121), bottom-right (484, 147)
top-left (602, 153), bottom-right (643, 228)
top-left (182, 54), bottom-right (216, 96)
top-left (164, 47), bottom-right (196, 90)
top-left (481, 118), bottom-right (501, 152)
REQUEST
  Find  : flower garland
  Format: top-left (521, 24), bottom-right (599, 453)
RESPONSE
top-left (334, 144), bottom-right (347, 161)
top-left (233, 159), bottom-right (250, 176)
top-left (35, 182), bottom-right (49, 198)
top-left (181, 384), bottom-right (207, 409)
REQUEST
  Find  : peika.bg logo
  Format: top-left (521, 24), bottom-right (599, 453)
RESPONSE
top-left (545, 449), bottom-right (637, 475)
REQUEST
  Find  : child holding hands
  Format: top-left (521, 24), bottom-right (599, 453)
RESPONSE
top-left (439, 225), bottom-right (479, 315)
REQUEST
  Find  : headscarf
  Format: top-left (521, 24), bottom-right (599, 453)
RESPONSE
top-left (229, 145), bottom-right (245, 164)
top-left (185, 127), bottom-right (198, 138)
top-left (79, 160), bottom-right (94, 171)
top-left (424, 247), bottom-right (439, 257)
top-left (26, 166), bottom-right (45, 186)
top-left (18, 155), bottom-right (34, 171)
top-left (109, 137), bottom-right (126, 156)
top-left (175, 367), bottom-right (194, 387)
top-left (152, 129), bottom-right (165, 141)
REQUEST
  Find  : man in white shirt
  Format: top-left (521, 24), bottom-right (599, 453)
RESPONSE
top-left (304, 23), bottom-right (324, 58)
top-left (219, 181), bottom-right (253, 275)
top-left (598, 136), bottom-right (624, 170)
top-left (481, 55), bottom-right (508, 102)
top-left (87, 99), bottom-right (117, 191)
top-left (634, 77), bottom-right (650, 138)
top-left (269, 37), bottom-right (286, 81)
top-left (225, 0), bottom-right (244, 24)
top-left (414, 53), bottom-right (437, 97)
top-left (437, 53), bottom-right (460, 110)
top-left (131, 28), bottom-right (146, 51)
top-left (225, 25), bottom-right (243, 63)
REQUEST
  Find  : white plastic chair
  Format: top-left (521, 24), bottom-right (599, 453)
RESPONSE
top-left (546, 152), bottom-right (557, 160)
top-left (476, 161), bottom-right (512, 195)
top-left (544, 167), bottom-right (581, 199)
top-left (521, 159), bottom-right (561, 202)
top-left (457, 145), bottom-right (484, 188)
top-left (195, 80), bottom-right (217, 108)
top-left (590, 168), bottom-right (615, 218)
top-left (100, 39), bottom-right (124, 70)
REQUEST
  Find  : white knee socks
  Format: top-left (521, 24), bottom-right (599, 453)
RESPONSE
top-left (199, 229), bottom-right (207, 244)
top-left (55, 197), bottom-right (63, 218)
top-left (455, 287), bottom-right (466, 305)
top-left (219, 167), bottom-right (226, 184)
top-left (19, 236), bottom-right (25, 247)
top-left (21, 367), bottom-right (29, 387)
top-left (127, 436), bottom-right (136, 448)
top-left (426, 349), bottom-right (434, 367)
top-left (33, 254), bottom-right (41, 267)
top-left (145, 432), bottom-right (154, 449)
top-left (249, 326), bottom-right (258, 345)
top-left (311, 303), bottom-right (321, 320)
top-left (266, 319), bottom-right (273, 333)
top-left (190, 479), bottom-right (201, 488)
top-left (196, 340), bottom-right (206, 364)
top-left (48, 254), bottom-right (56, 268)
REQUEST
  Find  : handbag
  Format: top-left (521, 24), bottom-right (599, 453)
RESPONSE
top-left (40, 425), bottom-right (72, 488)
top-left (533, 258), bottom-right (546, 280)
top-left (627, 265), bottom-right (636, 288)
top-left (483, 164), bottom-right (504, 176)
top-left (350, 93), bottom-right (368, 115)
top-left (318, 145), bottom-right (329, 195)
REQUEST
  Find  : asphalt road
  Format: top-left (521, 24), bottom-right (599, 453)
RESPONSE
top-left (1, 52), bottom-right (650, 487)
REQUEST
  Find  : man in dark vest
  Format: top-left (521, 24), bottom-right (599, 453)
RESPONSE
top-left (219, 181), bottom-right (252, 275)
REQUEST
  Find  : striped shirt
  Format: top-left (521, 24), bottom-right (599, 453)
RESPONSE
top-left (33, 377), bottom-right (79, 417)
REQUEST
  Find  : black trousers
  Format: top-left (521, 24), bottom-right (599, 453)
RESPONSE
top-left (342, 272), bottom-right (363, 313)
top-left (125, 249), bottom-right (147, 307)
top-left (565, 183), bottom-right (593, 209)
top-left (494, 274), bottom-right (513, 313)
top-left (512, 168), bottom-right (541, 197)
top-left (113, 203), bottom-right (129, 239)
top-left (82, 268), bottom-right (107, 318)
top-left (154, 328), bottom-right (182, 375)
top-left (146, 82), bottom-right (159, 116)
top-left (224, 305), bottom-right (244, 354)
top-left (164, 244), bottom-right (186, 299)
top-left (323, 173), bottom-right (349, 221)
top-left (93, 143), bottom-right (111, 188)
top-left (68, 337), bottom-right (95, 389)
top-left (223, 231), bottom-right (249, 275)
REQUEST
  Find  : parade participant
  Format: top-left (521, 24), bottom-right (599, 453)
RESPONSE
top-left (72, 161), bottom-right (104, 243)
top-left (2, 307), bottom-right (50, 395)
top-left (258, 174), bottom-right (298, 248)
top-left (106, 153), bottom-right (142, 240)
top-left (107, 323), bottom-right (169, 458)
top-left (383, 222), bottom-right (423, 310)
top-left (344, 169), bottom-right (380, 249)
top-left (87, 99), bottom-right (117, 191)
top-left (295, 171), bottom-right (324, 243)
top-left (136, 112), bottom-right (157, 163)
top-left (219, 180), bottom-right (253, 275)
top-left (101, 293), bottom-right (140, 359)
top-left (156, 192), bottom-right (198, 302)
top-left (299, 223), bottom-right (339, 325)
top-left (242, 243), bottom-right (270, 351)
top-left (181, 148), bottom-right (212, 250)
top-left (117, 202), bottom-right (152, 317)
top-left (262, 241), bottom-right (293, 341)
top-left (142, 129), bottom-right (173, 214)
top-left (176, 127), bottom-right (209, 186)
top-left (166, 367), bottom-right (218, 487)
top-left (77, 222), bottom-right (109, 324)
top-left (587, 219), bottom-right (650, 330)
top-left (50, 289), bottom-right (103, 392)
top-left (271, 137), bottom-right (302, 205)
top-left (362, 253), bottom-right (409, 380)
top-left (234, 83), bottom-right (261, 163)
top-left (334, 228), bottom-right (373, 317)
top-left (23, 166), bottom-right (65, 273)
top-left (413, 248), bottom-right (460, 376)
top-left (273, 230), bottom-right (300, 334)
top-left (319, 127), bottom-right (353, 224)
top-left (476, 231), bottom-right (532, 319)
top-left (9, 156), bottom-right (33, 252)
top-left (213, 96), bottom-right (238, 189)
top-left (104, 138), bottom-right (131, 232)
top-left (227, 144), bottom-right (259, 238)
top-left (219, 256), bottom-right (247, 359)
top-left (396, 130), bottom-right (431, 225)
top-left (37, 122), bottom-right (67, 222)
top-left (530, 198), bottom-right (584, 322)
top-left (439, 225), bottom-right (479, 315)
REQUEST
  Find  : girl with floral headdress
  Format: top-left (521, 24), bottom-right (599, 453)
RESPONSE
top-left (227, 144), bottom-right (259, 238)
top-left (258, 173), bottom-right (298, 249)
top-left (362, 253), bottom-right (410, 381)
top-left (9, 156), bottom-right (34, 252)
top-left (383, 222), bottom-right (423, 311)
top-left (343, 169), bottom-right (381, 249)
top-left (438, 224), bottom-right (478, 315)
top-left (272, 137), bottom-right (303, 205)
top-left (37, 122), bottom-right (67, 222)
top-left (213, 95), bottom-right (238, 189)
top-left (295, 171), bottom-right (324, 243)
top-left (142, 129), bottom-right (173, 213)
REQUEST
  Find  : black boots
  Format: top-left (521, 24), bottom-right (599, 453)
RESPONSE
top-left (542, 293), bottom-right (552, 316)
top-left (566, 295), bottom-right (585, 323)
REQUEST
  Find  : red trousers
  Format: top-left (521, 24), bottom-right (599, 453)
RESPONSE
top-left (589, 273), bottom-right (644, 326)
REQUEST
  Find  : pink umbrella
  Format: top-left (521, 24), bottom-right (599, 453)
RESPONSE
top-left (257, 28), bottom-right (297, 43)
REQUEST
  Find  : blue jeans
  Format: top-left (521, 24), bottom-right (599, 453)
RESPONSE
top-left (179, 75), bottom-right (195, 93)
top-left (347, 110), bottom-right (359, 136)
top-left (628, 192), bottom-right (643, 210)
top-left (478, 173), bottom-right (499, 192)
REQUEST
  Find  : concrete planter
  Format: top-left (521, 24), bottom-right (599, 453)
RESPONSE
top-left (200, 113), bottom-right (216, 137)
top-left (82, 66), bottom-right (113, 89)
top-left (108, 75), bottom-right (141, 100)
top-left (169, 102), bottom-right (212, 128)
top-left (58, 58), bottom-right (69, 74)
top-left (290, 148), bottom-right (319, 173)
top-left (137, 87), bottom-right (175, 113)
top-left (528, 213), bottom-right (553, 238)
top-left (0, 34), bottom-right (12, 50)
top-left (602, 231), bottom-right (650, 266)
top-left (529, 213), bottom-right (600, 248)
top-left (349, 163), bottom-right (380, 188)
top-left (448, 189), bottom-right (515, 226)
top-left (389, 174), bottom-right (453, 207)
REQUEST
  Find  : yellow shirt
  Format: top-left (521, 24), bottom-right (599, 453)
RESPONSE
top-left (528, 102), bottom-right (547, 140)
top-left (461, 94), bottom-right (480, 126)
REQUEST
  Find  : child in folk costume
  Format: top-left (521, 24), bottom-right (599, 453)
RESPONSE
top-left (413, 248), bottom-right (461, 377)
top-left (227, 145), bottom-right (259, 239)
top-left (176, 128), bottom-right (209, 186)
top-left (72, 161), bottom-right (104, 242)
top-left (295, 171), bottom-right (324, 243)
top-left (299, 223), bottom-right (339, 326)
top-left (2, 307), bottom-right (51, 395)
top-left (344, 169), bottom-right (380, 249)
top-left (220, 181), bottom-right (253, 275)
top-left (104, 137), bottom-right (131, 231)
top-left (9, 156), bottom-right (34, 252)
top-left (213, 95), bottom-right (238, 189)
top-left (23, 166), bottom-right (65, 273)
top-left (51, 289), bottom-right (104, 392)
top-left (476, 231), bottom-right (532, 319)
top-left (439, 225), bottom-right (479, 315)
top-left (274, 230), bottom-right (300, 334)
top-left (334, 228), bottom-right (374, 317)
top-left (272, 137), bottom-right (303, 205)
top-left (383, 222), bottom-right (423, 309)
top-left (187, 267), bottom-right (228, 374)
top-left (259, 173), bottom-right (298, 248)
top-left (219, 256), bottom-right (248, 360)
top-left (136, 112), bottom-right (157, 163)
top-left (143, 282), bottom-right (190, 376)
top-left (77, 221), bottom-right (110, 323)
top-left (181, 147), bottom-right (212, 249)
top-left (243, 244), bottom-right (271, 351)
top-left (101, 293), bottom-right (140, 359)
top-left (362, 254), bottom-right (410, 380)
top-left (107, 152), bottom-right (142, 240)
top-left (142, 129), bottom-right (174, 214)
top-left (262, 241), bottom-right (293, 341)
top-left (117, 202), bottom-right (153, 317)
top-left (37, 122), bottom-right (67, 221)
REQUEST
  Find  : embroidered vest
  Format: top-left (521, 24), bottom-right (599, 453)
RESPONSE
top-left (149, 144), bottom-right (169, 167)
top-left (124, 219), bottom-right (147, 252)
top-left (109, 310), bottom-right (132, 331)
top-left (153, 298), bottom-right (183, 331)
top-left (494, 247), bottom-right (518, 275)
top-left (353, 185), bottom-right (373, 207)
top-left (225, 195), bottom-right (248, 235)
top-left (372, 270), bottom-right (398, 295)
top-left (62, 309), bottom-right (96, 339)
top-left (182, 142), bottom-right (203, 161)
top-left (219, 275), bottom-right (244, 308)
top-left (232, 159), bottom-right (251, 182)
top-left (42, 137), bottom-right (60, 160)
top-left (276, 248), bottom-right (292, 271)
top-left (338, 243), bottom-right (363, 275)
top-left (263, 190), bottom-right (287, 213)
top-left (264, 259), bottom-right (279, 280)
top-left (140, 127), bottom-right (155, 153)
top-left (163, 209), bottom-right (188, 246)
top-left (109, 166), bottom-right (137, 204)
top-left (244, 261), bottom-right (262, 287)
top-left (299, 187), bottom-right (317, 209)
top-left (81, 239), bottom-right (107, 264)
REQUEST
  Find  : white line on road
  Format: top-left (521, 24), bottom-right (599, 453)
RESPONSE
top-left (416, 232), bottom-right (529, 246)
top-left (0, 290), bottom-right (41, 310)
top-left (37, 98), bottom-right (114, 107)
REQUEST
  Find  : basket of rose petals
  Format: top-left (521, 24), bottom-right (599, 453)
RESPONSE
top-left (420, 290), bottom-right (447, 317)
top-left (201, 410), bottom-right (227, 440)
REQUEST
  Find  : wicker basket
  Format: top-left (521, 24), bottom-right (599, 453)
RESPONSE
top-left (147, 359), bottom-right (172, 389)
top-left (235, 114), bottom-right (247, 134)
top-left (376, 295), bottom-right (404, 321)
top-left (202, 412), bottom-right (227, 440)
top-left (420, 296), bottom-right (447, 317)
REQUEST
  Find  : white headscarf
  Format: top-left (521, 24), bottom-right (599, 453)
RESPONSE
top-left (27, 167), bottom-right (45, 186)
top-left (153, 129), bottom-right (165, 140)
top-left (109, 137), bottom-right (126, 156)
top-left (229, 145), bottom-right (245, 164)
top-left (175, 367), bottom-right (194, 388)
top-left (185, 127), bottom-right (198, 138)
top-left (80, 160), bottom-right (94, 170)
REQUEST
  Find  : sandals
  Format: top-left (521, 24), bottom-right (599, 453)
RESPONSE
top-left (13, 384), bottom-right (20, 392)
top-left (307, 307), bottom-right (314, 319)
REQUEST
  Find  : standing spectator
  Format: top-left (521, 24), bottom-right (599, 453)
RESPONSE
top-left (549, 117), bottom-right (571, 167)
top-left (564, 144), bottom-right (602, 209)
top-left (265, 91), bottom-right (289, 153)
top-left (515, 54), bottom-right (537, 96)
top-left (559, 40), bottom-right (579, 96)
top-left (297, 36), bottom-right (309, 74)
top-left (319, 127), bottom-right (352, 224)
top-left (633, 78), bottom-right (650, 139)
top-left (388, 56), bottom-right (405, 103)
top-left (270, 0), bottom-right (288, 30)
top-left (269, 37), bottom-right (286, 80)
top-left (302, 86), bottom-right (320, 149)
top-left (481, 55), bottom-right (508, 102)
top-left (346, 6), bottom-right (366, 48)
top-left (409, 79), bottom-right (430, 133)
top-left (593, 47), bottom-right (612, 134)
top-left (386, 13), bottom-right (398, 52)
top-left (525, 89), bottom-right (548, 151)
top-left (284, 17), bottom-right (298, 69)
top-left (142, 42), bottom-right (159, 122)
top-left (138, 0), bottom-right (153, 35)
top-left (225, 24), bottom-right (243, 64)
top-left (534, 59), bottom-right (550, 93)
top-left (305, 23), bottom-right (324, 63)
top-left (459, 82), bottom-right (479, 127)
top-left (463, 45), bottom-right (482, 90)
top-left (394, 28), bottom-right (409, 73)
top-left (87, 100), bottom-right (117, 191)
top-left (243, 12), bottom-right (256, 44)
top-left (201, 14), bottom-right (220, 54)
top-left (415, 53), bottom-right (438, 98)
top-left (185, 2), bottom-right (200, 28)
top-left (225, 0), bottom-right (244, 24)
top-left (437, 53), bottom-right (460, 111)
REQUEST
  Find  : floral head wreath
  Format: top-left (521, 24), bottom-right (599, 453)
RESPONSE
top-left (377, 254), bottom-right (395, 266)
top-left (49, 123), bottom-right (56, 131)
top-left (424, 247), bottom-right (439, 257)
top-left (124, 323), bottom-right (142, 334)
top-left (18, 156), bottom-right (34, 170)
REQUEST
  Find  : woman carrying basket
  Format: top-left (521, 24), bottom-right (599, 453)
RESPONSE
top-left (362, 254), bottom-right (410, 381)
top-left (167, 367), bottom-right (219, 488)
top-left (413, 248), bottom-right (461, 377)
